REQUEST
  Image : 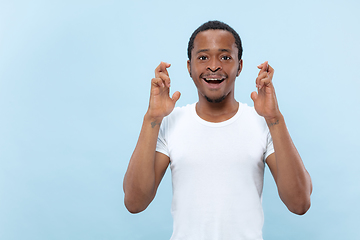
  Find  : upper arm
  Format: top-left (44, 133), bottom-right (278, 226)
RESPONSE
top-left (266, 152), bottom-right (277, 184)
top-left (153, 151), bottom-right (170, 193)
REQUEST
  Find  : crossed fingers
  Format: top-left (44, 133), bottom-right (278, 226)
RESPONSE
top-left (152, 62), bottom-right (171, 88)
top-left (256, 61), bottom-right (274, 90)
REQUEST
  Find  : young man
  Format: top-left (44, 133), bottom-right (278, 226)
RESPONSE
top-left (123, 21), bottom-right (312, 239)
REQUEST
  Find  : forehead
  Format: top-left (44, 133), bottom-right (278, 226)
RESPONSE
top-left (193, 29), bottom-right (237, 53)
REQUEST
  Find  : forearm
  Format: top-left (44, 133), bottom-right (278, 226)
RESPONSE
top-left (267, 114), bottom-right (312, 214)
top-left (123, 113), bottom-right (163, 212)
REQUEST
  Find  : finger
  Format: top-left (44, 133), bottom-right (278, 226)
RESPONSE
top-left (151, 77), bottom-right (165, 88)
top-left (158, 72), bottom-right (171, 88)
top-left (267, 64), bottom-right (274, 78)
top-left (256, 71), bottom-right (268, 88)
top-left (258, 64), bottom-right (274, 89)
top-left (171, 91), bottom-right (181, 103)
top-left (257, 61), bottom-right (268, 72)
top-left (259, 76), bottom-right (272, 90)
top-left (155, 62), bottom-right (170, 74)
top-left (256, 71), bottom-right (268, 81)
top-left (159, 61), bottom-right (171, 75)
top-left (155, 61), bottom-right (171, 78)
top-left (257, 61), bottom-right (269, 79)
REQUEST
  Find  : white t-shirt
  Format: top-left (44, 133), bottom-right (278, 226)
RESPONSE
top-left (156, 102), bottom-right (274, 240)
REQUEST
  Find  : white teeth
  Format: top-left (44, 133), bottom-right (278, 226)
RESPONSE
top-left (205, 78), bottom-right (222, 81)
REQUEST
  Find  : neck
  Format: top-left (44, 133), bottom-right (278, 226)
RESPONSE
top-left (196, 94), bottom-right (239, 123)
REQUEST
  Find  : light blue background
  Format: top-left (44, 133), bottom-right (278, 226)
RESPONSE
top-left (1, 0), bottom-right (359, 239)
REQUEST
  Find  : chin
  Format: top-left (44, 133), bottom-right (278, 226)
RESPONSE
top-left (204, 94), bottom-right (226, 103)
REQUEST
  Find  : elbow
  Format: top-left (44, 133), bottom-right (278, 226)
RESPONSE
top-left (124, 191), bottom-right (153, 214)
top-left (124, 197), bottom-right (147, 214)
top-left (288, 196), bottom-right (311, 215)
top-left (279, 179), bottom-right (313, 215)
top-left (125, 206), bottom-right (141, 214)
top-left (123, 182), bottom-right (153, 214)
top-left (125, 204), bottom-right (146, 214)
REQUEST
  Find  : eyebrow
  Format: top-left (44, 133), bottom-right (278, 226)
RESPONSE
top-left (219, 49), bottom-right (231, 53)
top-left (196, 48), bottom-right (231, 54)
top-left (196, 49), bottom-right (210, 54)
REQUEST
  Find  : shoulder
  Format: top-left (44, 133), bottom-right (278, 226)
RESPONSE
top-left (240, 102), bottom-right (260, 119)
top-left (158, 103), bottom-right (196, 139)
top-left (239, 102), bottom-right (268, 129)
top-left (159, 103), bottom-right (195, 130)
top-left (166, 103), bottom-right (195, 121)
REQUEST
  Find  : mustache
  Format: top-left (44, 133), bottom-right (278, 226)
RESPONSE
top-left (200, 73), bottom-right (227, 78)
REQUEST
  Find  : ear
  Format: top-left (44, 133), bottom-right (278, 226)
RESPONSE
top-left (236, 59), bottom-right (243, 77)
top-left (187, 60), bottom-right (191, 77)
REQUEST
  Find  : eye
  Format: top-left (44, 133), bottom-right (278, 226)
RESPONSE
top-left (198, 56), bottom-right (207, 60)
top-left (221, 56), bottom-right (231, 60)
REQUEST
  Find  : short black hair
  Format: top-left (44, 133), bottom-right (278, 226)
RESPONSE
top-left (187, 20), bottom-right (243, 61)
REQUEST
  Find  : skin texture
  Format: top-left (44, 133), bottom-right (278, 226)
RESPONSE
top-left (252, 61), bottom-right (312, 214)
top-left (123, 29), bottom-right (312, 215)
top-left (187, 30), bottom-right (242, 122)
top-left (122, 62), bottom-right (179, 213)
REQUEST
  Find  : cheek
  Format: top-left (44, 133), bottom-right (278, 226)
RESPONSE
top-left (193, 63), bottom-right (207, 76)
top-left (190, 65), bottom-right (199, 78)
top-left (231, 63), bottom-right (241, 75)
top-left (224, 66), bottom-right (238, 76)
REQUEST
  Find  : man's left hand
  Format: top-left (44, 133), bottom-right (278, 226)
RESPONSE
top-left (251, 61), bottom-right (281, 122)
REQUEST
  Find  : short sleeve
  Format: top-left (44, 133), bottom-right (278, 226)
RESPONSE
top-left (264, 131), bottom-right (275, 161)
top-left (156, 117), bottom-right (170, 157)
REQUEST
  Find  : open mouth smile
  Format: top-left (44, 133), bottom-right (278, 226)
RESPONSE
top-left (203, 77), bottom-right (226, 84)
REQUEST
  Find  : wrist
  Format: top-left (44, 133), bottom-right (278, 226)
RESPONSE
top-left (265, 113), bottom-right (284, 127)
top-left (144, 112), bottom-right (164, 128)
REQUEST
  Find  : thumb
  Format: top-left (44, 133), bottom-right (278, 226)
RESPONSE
top-left (172, 91), bottom-right (181, 103)
top-left (250, 91), bottom-right (257, 103)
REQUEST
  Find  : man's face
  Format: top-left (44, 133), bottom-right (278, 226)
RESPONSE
top-left (187, 29), bottom-right (242, 103)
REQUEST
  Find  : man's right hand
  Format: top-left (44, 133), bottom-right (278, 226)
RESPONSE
top-left (147, 62), bottom-right (181, 122)
top-left (124, 62), bottom-right (176, 213)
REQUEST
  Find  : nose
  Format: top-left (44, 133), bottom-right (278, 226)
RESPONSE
top-left (207, 58), bottom-right (222, 72)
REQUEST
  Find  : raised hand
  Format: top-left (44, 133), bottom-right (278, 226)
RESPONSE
top-left (147, 62), bottom-right (181, 121)
top-left (250, 61), bottom-right (281, 121)
top-left (124, 62), bottom-right (179, 212)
